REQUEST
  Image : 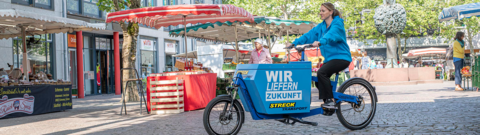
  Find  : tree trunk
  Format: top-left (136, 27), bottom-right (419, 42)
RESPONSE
top-left (234, 25), bottom-right (239, 63)
top-left (397, 35), bottom-right (402, 62)
top-left (267, 26), bottom-right (271, 54)
top-left (386, 34), bottom-right (398, 68)
top-left (120, 22), bottom-right (140, 102)
top-left (467, 28), bottom-right (475, 56)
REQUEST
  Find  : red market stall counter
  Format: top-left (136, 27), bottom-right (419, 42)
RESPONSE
top-left (147, 72), bottom-right (217, 112)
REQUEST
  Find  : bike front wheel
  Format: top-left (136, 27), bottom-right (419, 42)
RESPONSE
top-left (203, 95), bottom-right (245, 135)
top-left (336, 78), bottom-right (377, 130)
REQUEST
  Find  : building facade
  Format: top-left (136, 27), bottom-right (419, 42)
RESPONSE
top-left (0, 0), bottom-right (220, 96)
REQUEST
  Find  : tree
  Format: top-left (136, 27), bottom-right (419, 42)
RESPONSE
top-left (394, 0), bottom-right (443, 61)
top-left (339, 0), bottom-right (385, 45)
top-left (97, 0), bottom-right (141, 101)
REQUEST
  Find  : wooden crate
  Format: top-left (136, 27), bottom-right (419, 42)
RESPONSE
top-left (148, 78), bottom-right (184, 114)
top-left (174, 59), bottom-right (186, 70)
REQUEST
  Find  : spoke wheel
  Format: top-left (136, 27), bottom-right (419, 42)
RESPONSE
top-left (203, 96), bottom-right (244, 135)
top-left (336, 78), bottom-right (377, 130)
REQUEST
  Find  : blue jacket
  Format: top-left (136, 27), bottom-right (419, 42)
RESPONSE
top-left (292, 16), bottom-right (352, 63)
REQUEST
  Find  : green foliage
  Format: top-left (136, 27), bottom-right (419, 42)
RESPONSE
top-left (225, 0), bottom-right (304, 19)
top-left (224, 0), bottom-right (480, 53)
top-left (97, 0), bottom-right (130, 12)
top-left (340, 0), bottom-right (383, 43)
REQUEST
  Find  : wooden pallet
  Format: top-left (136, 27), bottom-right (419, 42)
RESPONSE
top-left (149, 78), bottom-right (184, 114)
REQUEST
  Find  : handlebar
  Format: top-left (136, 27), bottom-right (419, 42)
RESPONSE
top-left (284, 44), bottom-right (315, 52)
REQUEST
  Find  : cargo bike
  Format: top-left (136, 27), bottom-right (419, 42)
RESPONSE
top-left (203, 44), bottom-right (378, 134)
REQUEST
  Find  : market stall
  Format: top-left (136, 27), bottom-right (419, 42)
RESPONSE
top-left (146, 71), bottom-right (216, 112)
top-left (169, 16), bottom-right (317, 79)
top-left (170, 16), bottom-right (317, 63)
top-left (0, 9), bottom-right (105, 118)
top-left (172, 51), bottom-right (204, 71)
top-left (106, 4), bottom-right (253, 113)
top-left (106, 4), bottom-right (253, 71)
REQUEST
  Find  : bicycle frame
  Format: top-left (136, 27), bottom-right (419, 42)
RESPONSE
top-left (232, 47), bottom-right (359, 120)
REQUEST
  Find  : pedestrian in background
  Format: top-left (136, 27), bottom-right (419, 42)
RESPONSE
top-left (453, 31), bottom-right (465, 91)
top-left (361, 51), bottom-right (370, 69)
top-left (415, 60), bottom-right (423, 67)
top-left (370, 60), bottom-right (376, 69)
top-left (249, 38), bottom-right (272, 64)
top-left (376, 61), bottom-right (384, 69)
top-left (317, 57), bottom-right (324, 68)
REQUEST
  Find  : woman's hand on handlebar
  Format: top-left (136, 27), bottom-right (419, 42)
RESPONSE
top-left (284, 43), bottom-right (294, 49)
top-left (312, 41), bottom-right (320, 47)
top-left (286, 43), bottom-right (293, 47)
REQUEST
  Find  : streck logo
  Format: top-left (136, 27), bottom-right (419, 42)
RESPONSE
top-left (0, 94), bottom-right (35, 118)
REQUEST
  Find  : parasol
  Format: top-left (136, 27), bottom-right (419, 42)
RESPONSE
top-left (169, 16), bottom-right (316, 62)
top-left (106, 4), bottom-right (254, 70)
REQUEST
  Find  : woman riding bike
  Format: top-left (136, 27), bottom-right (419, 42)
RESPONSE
top-left (286, 2), bottom-right (351, 109)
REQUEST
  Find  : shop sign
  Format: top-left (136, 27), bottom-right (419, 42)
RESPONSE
top-left (165, 43), bottom-right (176, 53)
top-left (68, 34), bottom-right (76, 48)
top-left (141, 39), bottom-right (154, 51)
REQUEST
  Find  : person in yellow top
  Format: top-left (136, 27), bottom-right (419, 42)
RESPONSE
top-left (453, 31), bottom-right (465, 91)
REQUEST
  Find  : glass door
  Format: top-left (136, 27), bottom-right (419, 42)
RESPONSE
top-left (69, 49), bottom-right (77, 89)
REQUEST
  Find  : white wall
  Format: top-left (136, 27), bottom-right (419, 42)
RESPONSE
top-left (198, 43), bottom-right (224, 78)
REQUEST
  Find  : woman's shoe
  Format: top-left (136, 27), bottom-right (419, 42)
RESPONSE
top-left (455, 86), bottom-right (464, 91)
top-left (321, 99), bottom-right (337, 109)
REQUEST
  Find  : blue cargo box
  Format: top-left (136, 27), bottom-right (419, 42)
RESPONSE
top-left (235, 62), bottom-right (312, 114)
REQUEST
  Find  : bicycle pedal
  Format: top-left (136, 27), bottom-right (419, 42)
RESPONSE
top-left (321, 104), bottom-right (337, 110)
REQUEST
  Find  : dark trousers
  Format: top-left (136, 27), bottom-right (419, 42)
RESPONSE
top-left (316, 59), bottom-right (351, 99)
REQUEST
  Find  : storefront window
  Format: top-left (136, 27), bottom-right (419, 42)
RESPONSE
top-left (140, 38), bottom-right (157, 77)
top-left (141, 51), bottom-right (156, 77)
top-left (35, 0), bottom-right (51, 6)
top-left (95, 37), bottom-right (108, 50)
top-left (67, 0), bottom-right (80, 13)
top-left (66, 0), bottom-right (102, 18)
top-left (165, 40), bottom-right (178, 72)
top-left (12, 34), bottom-right (54, 76)
top-left (83, 36), bottom-right (94, 95)
top-left (193, 0), bottom-right (203, 4)
top-left (12, 0), bottom-right (52, 9)
top-left (84, 0), bottom-right (100, 17)
top-left (141, 0), bottom-right (156, 7)
top-left (164, 0), bottom-right (176, 5)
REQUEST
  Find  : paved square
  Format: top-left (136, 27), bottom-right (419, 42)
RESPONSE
top-left (1, 81), bottom-right (480, 135)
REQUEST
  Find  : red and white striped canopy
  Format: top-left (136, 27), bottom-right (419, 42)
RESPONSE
top-left (106, 4), bottom-right (254, 29)
top-left (407, 48), bottom-right (446, 57)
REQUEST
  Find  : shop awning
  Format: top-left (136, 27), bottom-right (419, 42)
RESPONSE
top-left (439, 2), bottom-right (480, 22)
top-left (0, 9), bottom-right (105, 39)
top-left (0, 9), bottom-right (105, 81)
top-left (407, 48), bottom-right (446, 57)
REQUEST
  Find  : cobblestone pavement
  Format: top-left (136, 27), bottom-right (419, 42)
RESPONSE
top-left (1, 81), bottom-right (480, 135)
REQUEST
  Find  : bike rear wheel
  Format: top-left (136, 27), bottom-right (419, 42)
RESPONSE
top-left (203, 96), bottom-right (245, 135)
top-left (336, 78), bottom-right (377, 130)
